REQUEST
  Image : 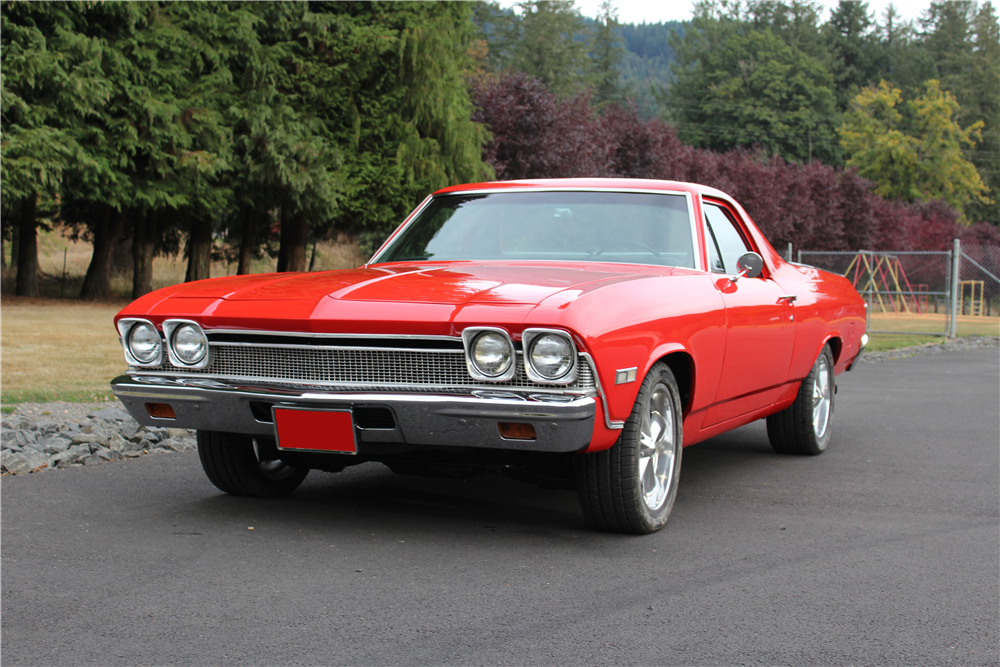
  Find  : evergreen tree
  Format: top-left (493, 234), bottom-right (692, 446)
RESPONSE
top-left (964, 2), bottom-right (1000, 224)
top-left (668, 3), bottom-right (839, 163)
top-left (590, 0), bottom-right (626, 107)
top-left (1, 1), bottom-right (107, 296)
top-left (824, 0), bottom-right (885, 109)
top-left (511, 0), bottom-right (593, 98)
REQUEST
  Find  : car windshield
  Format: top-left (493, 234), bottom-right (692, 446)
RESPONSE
top-left (375, 190), bottom-right (695, 268)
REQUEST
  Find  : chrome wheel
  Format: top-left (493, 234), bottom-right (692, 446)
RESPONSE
top-left (639, 383), bottom-right (678, 511)
top-left (766, 344), bottom-right (835, 456)
top-left (576, 362), bottom-right (684, 534)
top-left (812, 353), bottom-right (831, 439)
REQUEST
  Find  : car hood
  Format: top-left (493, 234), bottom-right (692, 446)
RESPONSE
top-left (121, 262), bottom-right (676, 336)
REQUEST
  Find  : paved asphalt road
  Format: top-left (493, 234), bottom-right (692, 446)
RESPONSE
top-left (3, 348), bottom-right (997, 666)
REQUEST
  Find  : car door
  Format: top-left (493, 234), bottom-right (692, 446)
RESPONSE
top-left (701, 198), bottom-right (796, 426)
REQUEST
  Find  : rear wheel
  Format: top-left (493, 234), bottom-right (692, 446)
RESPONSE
top-left (576, 362), bottom-right (683, 534)
top-left (766, 344), bottom-right (835, 456)
top-left (197, 430), bottom-right (308, 497)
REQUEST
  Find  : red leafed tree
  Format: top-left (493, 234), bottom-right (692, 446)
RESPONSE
top-left (470, 72), bottom-right (609, 180)
top-left (471, 72), bottom-right (977, 253)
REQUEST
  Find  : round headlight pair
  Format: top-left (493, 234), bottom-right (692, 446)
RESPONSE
top-left (171, 324), bottom-right (208, 365)
top-left (527, 333), bottom-right (574, 380)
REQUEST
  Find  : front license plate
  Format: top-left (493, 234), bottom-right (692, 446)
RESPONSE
top-left (273, 408), bottom-right (357, 454)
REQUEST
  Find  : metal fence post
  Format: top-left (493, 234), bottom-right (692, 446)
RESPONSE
top-left (949, 239), bottom-right (961, 337)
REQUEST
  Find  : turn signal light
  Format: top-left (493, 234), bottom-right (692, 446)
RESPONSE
top-left (499, 422), bottom-right (536, 440)
top-left (146, 403), bottom-right (177, 419)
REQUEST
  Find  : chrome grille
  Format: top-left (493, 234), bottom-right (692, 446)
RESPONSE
top-left (133, 337), bottom-right (597, 392)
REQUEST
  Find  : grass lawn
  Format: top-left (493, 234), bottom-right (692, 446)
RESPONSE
top-left (868, 312), bottom-right (1000, 337)
top-left (1, 297), bottom-right (128, 404)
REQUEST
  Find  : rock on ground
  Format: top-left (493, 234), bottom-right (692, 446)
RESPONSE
top-left (1, 400), bottom-right (195, 475)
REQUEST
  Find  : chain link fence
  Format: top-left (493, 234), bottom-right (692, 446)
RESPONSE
top-left (799, 242), bottom-right (1000, 338)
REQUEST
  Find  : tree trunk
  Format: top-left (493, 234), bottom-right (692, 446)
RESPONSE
top-left (111, 225), bottom-right (133, 276)
top-left (10, 206), bottom-right (20, 273)
top-left (132, 210), bottom-right (156, 300)
top-left (185, 217), bottom-right (213, 282)
top-left (15, 195), bottom-right (39, 297)
top-left (277, 209), bottom-right (308, 272)
top-left (308, 241), bottom-right (318, 272)
top-left (80, 205), bottom-right (126, 299)
top-left (236, 206), bottom-right (259, 275)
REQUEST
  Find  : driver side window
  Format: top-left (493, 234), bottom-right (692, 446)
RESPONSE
top-left (703, 202), bottom-right (751, 274)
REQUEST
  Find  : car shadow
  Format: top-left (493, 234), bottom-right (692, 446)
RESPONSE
top-left (182, 461), bottom-right (591, 538)
top-left (161, 419), bottom-right (792, 537)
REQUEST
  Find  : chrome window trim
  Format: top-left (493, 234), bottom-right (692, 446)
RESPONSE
top-left (698, 191), bottom-right (774, 275)
top-left (163, 319), bottom-right (211, 370)
top-left (461, 327), bottom-right (517, 382)
top-left (368, 187), bottom-right (701, 271)
top-left (367, 194), bottom-right (434, 264)
top-left (117, 318), bottom-right (163, 367)
top-left (522, 328), bottom-right (578, 384)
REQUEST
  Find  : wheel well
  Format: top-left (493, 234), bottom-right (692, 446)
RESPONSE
top-left (826, 336), bottom-right (843, 364)
top-left (659, 351), bottom-right (694, 415)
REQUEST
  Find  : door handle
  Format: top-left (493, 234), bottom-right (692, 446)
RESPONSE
top-left (778, 294), bottom-right (797, 302)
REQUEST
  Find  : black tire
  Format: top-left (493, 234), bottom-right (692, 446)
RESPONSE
top-left (197, 430), bottom-right (308, 497)
top-left (767, 344), bottom-right (835, 456)
top-left (576, 362), bottom-right (683, 534)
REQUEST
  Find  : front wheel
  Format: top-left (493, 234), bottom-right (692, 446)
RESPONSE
top-left (576, 362), bottom-right (683, 534)
top-left (766, 344), bottom-right (835, 456)
top-left (197, 430), bottom-right (309, 497)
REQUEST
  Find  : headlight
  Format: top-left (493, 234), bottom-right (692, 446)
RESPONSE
top-left (162, 320), bottom-right (210, 368)
top-left (127, 323), bottom-right (162, 365)
top-left (523, 329), bottom-right (577, 384)
top-left (472, 332), bottom-right (512, 377)
top-left (171, 324), bottom-right (208, 365)
top-left (528, 334), bottom-right (573, 380)
top-left (463, 328), bottom-right (515, 381)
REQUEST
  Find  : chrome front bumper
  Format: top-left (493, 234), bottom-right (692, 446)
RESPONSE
top-left (111, 375), bottom-right (596, 453)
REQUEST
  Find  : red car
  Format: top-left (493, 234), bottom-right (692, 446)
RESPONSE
top-left (111, 179), bottom-right (867, 534)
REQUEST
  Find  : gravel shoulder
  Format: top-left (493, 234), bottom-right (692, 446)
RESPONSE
top-left (2, 335), bottom-right (996, 476)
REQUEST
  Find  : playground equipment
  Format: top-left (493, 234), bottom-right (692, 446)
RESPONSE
top-left (844, 251), bottom-right (931, 314)
top-left (959, 280), bottom-right (985, 316)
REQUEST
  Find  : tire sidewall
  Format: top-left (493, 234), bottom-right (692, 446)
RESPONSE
top-left (620, 363), bottom-right (684, 533)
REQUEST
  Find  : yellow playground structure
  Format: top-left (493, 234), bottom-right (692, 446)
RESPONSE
top-left (959, 280), bottom-right (985, 316)
top-left (845, 252), bottom-right (931, 314)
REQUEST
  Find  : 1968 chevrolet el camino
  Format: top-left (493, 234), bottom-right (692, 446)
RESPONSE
top-left (111, 178), bottom-right (867, 534)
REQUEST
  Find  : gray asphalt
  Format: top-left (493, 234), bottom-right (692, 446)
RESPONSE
top-left (3, 349), bottom-right (998, 666)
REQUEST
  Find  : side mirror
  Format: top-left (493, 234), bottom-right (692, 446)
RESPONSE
top-left (731, 252), bottom-right (764, 282)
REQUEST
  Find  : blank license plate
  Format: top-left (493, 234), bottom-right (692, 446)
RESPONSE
top-left (273, 408), bottom-right (357, 454)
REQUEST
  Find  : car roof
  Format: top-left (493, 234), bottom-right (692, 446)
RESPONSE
top-left (433, 178), bottom-right (732, 200)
